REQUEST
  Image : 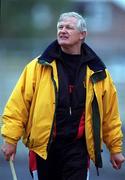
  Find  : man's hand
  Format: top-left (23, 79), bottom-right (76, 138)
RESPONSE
top-left (1, 142), bottom-right (17, 161)
top-left (110, 153), bottom-right (125, 170)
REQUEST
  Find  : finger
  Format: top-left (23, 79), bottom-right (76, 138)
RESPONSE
top-left (1, 146), bottom-right (5, 154)
top-left (113, 158), bottom-right (125, 169)
top-left (117, 164), bottom-right (121, 169)
top-left (110, 160), bottom-right (119, 170)
top-left (121, 158), bottom-right (125, 163)
top-left (3, 150), bottom-right (12, 161)
top-left (11, 153), bottom-right (15, 161)
top-left (5, 153), bottom-right (11, 161)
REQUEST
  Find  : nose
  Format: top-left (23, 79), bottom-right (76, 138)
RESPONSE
top-left (59, 26), bottom-right (67, 33)
top-left (61, 26), bottom-right (66, 31)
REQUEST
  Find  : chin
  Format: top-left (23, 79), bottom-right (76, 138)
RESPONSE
top-left (58, 40), bottom-right (69, 46)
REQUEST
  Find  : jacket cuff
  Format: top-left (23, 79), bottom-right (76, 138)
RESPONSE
top-left (3, 136), bottom-right (18, 145)
top-left (110, 147), bottom-right (122, 154)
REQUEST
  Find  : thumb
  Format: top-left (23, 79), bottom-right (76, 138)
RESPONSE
top-left (11, 153), bottom-right (16, 161)
top-left (111, 159), bottom-right (119, 169)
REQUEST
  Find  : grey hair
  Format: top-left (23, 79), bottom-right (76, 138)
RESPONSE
top-left (57, 12), bottom-right (87, 32)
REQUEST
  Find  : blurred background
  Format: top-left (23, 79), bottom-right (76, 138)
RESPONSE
top-left (0, 0), bottom-right (125, 179)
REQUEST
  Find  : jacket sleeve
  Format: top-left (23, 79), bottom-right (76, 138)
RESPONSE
top-left (1, 59), bottom-right (38, 144)
top-left (102, 70), bottom-right (123, 154)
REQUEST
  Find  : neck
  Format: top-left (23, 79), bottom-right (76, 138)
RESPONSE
top-left (61, 44), bottom-right (81, 55)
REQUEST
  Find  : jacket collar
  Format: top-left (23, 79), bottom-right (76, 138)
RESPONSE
top-left (38, 40), bottom-right (106, 72)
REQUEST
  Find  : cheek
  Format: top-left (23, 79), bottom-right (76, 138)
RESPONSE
top-left (57, 30), bottom-right (60, 36)
top-left (71, 34), bottom-right (80, 41)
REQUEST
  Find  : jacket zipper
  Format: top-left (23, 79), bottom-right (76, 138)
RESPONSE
top-left (41, 61), bottom-right (58, 153)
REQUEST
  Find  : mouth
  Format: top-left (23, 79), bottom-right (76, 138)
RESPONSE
top-left (59, 35), bottom-right (69, 40)
top-left (59, 34), bottom-right (68, 40)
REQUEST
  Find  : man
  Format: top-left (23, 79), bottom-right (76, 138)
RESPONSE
top-left (1, 12), bottom-right (125, 180)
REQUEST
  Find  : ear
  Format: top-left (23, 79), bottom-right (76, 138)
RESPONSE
top-left (80, 31), bottom-right (87, 40)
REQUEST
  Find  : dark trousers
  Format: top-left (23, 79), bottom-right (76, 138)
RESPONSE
top-left (35, 138), bottom-right (88, 180)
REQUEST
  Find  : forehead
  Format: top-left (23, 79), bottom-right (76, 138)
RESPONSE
top-left (59, 17), bottom-right (78, 25)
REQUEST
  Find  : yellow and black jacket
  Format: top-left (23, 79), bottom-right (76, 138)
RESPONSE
top-left (1, 40), bottom-right (123, 168)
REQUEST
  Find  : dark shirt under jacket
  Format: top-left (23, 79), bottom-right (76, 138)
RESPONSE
top-left (55, 50), bottom-right (87, 140)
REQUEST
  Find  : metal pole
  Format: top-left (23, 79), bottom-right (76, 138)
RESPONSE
top-left (0, 115), bottom-right (18, 180)
top-left (9, 159), bottom-right (18, 180)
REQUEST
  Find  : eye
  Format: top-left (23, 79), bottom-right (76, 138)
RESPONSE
top-left (58, 25), bottom-right (63, 30)
top-left (66, 25), bottom-right (75, 30)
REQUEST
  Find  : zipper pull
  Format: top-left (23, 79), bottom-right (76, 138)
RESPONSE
top-left (69, 106), bottom-right (72, 115)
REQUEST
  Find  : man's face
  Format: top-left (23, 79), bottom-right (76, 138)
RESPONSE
top-left (57, 17), bottom-right (85, 48)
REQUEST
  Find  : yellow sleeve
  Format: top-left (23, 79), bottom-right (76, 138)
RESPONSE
top-left (1, 59), bottom-right (38, 144)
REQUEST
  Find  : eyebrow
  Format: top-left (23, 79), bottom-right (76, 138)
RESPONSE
top-left (57, 23), bottom-right (76, 29)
